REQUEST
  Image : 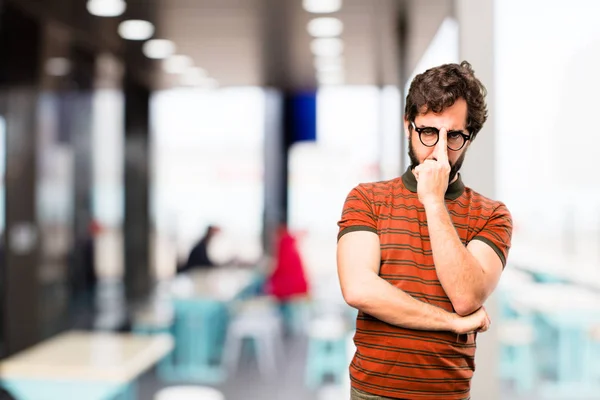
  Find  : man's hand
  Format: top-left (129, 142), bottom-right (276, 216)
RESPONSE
top-left (451, 307), bottom-right (491, 334)
top-left (413, 130), bottom-right (451, 206)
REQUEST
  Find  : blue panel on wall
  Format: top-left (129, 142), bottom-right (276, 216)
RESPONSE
top-left (288, 91), bottom-right (316, 143)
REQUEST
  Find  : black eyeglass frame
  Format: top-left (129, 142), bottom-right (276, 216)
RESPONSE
top-left (410, 121), bottom-right (471, 151)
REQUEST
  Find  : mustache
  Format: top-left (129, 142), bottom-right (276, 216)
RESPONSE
top-left (408, 140), bottom-right (465, 182)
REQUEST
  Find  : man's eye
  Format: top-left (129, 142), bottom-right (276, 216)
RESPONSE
top-left (421, 128), bottom-right (437, 136)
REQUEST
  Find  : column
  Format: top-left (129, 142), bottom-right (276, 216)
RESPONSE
top-left (454, 0), bottom-right (499, 398)
top-left (123, 75), bottom-right (151, 304)
top-left (68, 45), bottom-right (96, 329)
top-left (259, 0), bottom-right (293, 253)
top-left (0, 1), bottom-right (42, 356)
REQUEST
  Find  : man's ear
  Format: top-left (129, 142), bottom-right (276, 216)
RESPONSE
top-left (403, 117), bottom-right (411, 139)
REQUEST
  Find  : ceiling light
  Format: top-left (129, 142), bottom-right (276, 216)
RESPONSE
top-left (307, 17), bottom-right (343, 37)
top-left (318, 69), bottom-right (345, 82)
top-left (118, 20), bottom-right (155, 41)
top-left (318, 74), bottom-right (345, 86)
top-left (303, 0), bottom-right (342, 13)
top-left (45, 58), bottom-right (71, 77)
top-left (163, 55), bottom-right (193, 74)
top-left (86, 0), bottom-right (126, 17)
top-left (202, 78), bottom-right (219, 90)
top-left (180, 67), bottom-right (208, 86)
top-left (310, 38), bottom-right (344, 57)
top-left (314, 56), bottom-right (344, 71)
top-left (143, 39), bottom-right (176, 59)
top-left (317, 69), bottom-right (345, 86)
top-left (181, 77), bottom-right (219, 90)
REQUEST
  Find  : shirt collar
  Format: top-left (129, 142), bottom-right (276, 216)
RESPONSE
top-left (401, 167), bottom-right (465, 201)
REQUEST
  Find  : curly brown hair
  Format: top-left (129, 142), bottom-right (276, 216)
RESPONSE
top-left (405, 61), bottom-right (488, 139)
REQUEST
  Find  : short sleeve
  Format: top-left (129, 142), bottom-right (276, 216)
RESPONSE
top-left (471, 203), bottom-right (513, 267)
top-left (337, 185), bottom-right (378, 241)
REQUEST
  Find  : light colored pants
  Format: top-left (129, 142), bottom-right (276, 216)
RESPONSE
top-left (350, 387), bottom-right (404, 400)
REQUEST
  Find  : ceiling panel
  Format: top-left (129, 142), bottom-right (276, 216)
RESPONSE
top-left (149, 0), bottom-right (399, 89)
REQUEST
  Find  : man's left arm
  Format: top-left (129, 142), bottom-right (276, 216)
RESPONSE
top-left (425, 202), bottom-right (511, 316)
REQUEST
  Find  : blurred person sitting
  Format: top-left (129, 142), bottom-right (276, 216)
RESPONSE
top-left (178, 225), bottom-right (221, 273)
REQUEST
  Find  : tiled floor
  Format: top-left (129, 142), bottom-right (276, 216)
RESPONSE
top-left (138, 334), bottom-right (323, 400)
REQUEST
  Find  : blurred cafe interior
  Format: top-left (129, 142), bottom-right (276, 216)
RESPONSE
top-left (0, 0), bottom-right (599, 399)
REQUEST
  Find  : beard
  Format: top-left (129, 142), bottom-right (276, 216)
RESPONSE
top-left (408, 133), bottom-right (466, 183)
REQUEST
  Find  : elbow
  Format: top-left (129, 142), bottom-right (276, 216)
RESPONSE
top-left (453, 299), bottom-right (482, 317)
top-left (339, 270), bottom-right (378, 310)
top-left (341, 284), bottom-right (367, 310)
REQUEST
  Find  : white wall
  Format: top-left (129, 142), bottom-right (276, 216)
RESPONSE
top-left (405, 0), bottom-right (453, 76)
top-left (495, 0), bottom-right (600, 238)
top-left (151, 87), bottom-right (265, 270)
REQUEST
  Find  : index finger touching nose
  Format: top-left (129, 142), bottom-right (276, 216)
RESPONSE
top-left (434, 129), bottom-right (449, 164)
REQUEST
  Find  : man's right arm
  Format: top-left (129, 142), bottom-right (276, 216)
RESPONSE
top-left (337, 230), bottom-right (489, 334)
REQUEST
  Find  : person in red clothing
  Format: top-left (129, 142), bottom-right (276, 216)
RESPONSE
top-left (264, 226), bottom-right (310, 334)
top-left (265, 226), bottom-right (309, 301)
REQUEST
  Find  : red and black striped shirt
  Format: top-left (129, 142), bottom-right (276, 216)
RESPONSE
top-left (338, 168), bottom-right (512, 399)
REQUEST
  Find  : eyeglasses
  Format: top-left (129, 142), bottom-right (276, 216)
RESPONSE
top-left (410, 121), bottom-right (471, 151)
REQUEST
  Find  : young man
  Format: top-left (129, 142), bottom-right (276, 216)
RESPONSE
top-left (337, 61), bottom-right (512, 400)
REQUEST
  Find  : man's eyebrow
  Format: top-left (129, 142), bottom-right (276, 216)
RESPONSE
top-left (414, 123), bottom-right (467, 131)
top-left (415, 122), bottom-right (434, 128)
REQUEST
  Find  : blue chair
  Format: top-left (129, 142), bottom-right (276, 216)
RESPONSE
top-left (279, 297), bottom-right (310, 336)
top-left (234, 272), bottom-right (267, 300)
top-left (497, 290), bottom-right (537, 394)
top-left (588, 326), bottom-right (600, 382)
top-left (541, 311), bottom-right (600, 387)
top-left (222, 298), bottom-right (284, 380)
top-left (531, 313), bottom-right (558, 380)
top-left (532, 272), bottom-right (565, 284)
top-left (132, 321), bottom-right (176, 383)
top-left (304, 316), bottom-right (349, 388)
top-left (165, 298), bottom-right (228, 383)
top-left (498, 319), bottom-right (536, 393)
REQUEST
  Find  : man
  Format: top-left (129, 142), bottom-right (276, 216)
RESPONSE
top-left (337, 61), bottom-right (512, 400)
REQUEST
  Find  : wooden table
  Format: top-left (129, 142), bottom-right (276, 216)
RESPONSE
top-left (0, 331), bottom-right (173, 400)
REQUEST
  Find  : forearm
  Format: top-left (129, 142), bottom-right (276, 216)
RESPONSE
top-left (425, 201), bottom-right (486, 315)
top-left (345, 271), bottom-right (458, 331)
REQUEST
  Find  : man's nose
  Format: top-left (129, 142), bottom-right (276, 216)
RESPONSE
top-left (438, 127), bottom-right (448, 139)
